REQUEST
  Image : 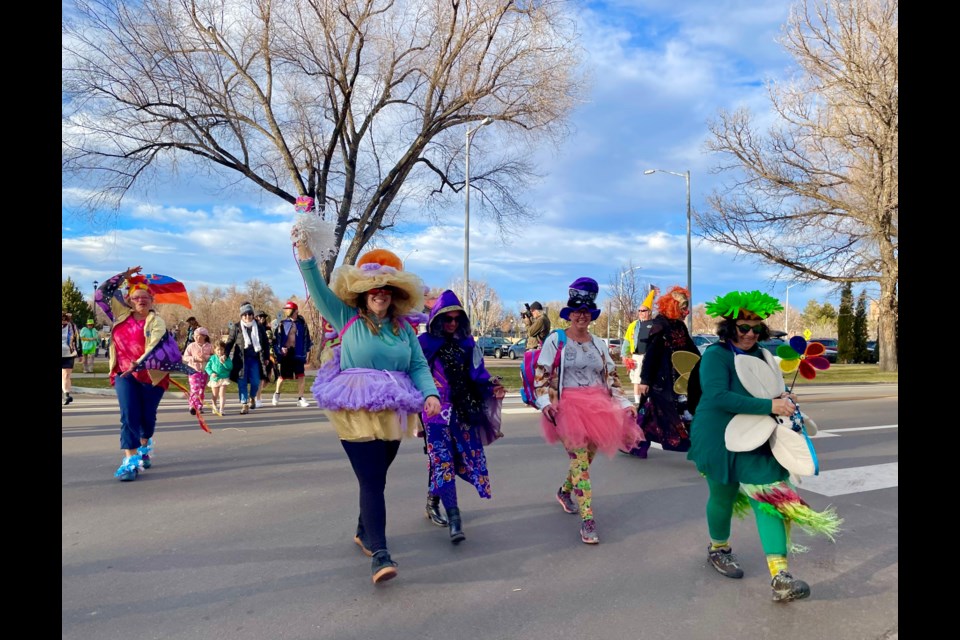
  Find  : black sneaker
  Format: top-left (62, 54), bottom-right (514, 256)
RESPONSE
top-left (771, 570), bottom-right (811, 602)
top-left (371, 550), bottom-right (398, 584)
top-left (707, 546), bottom-right (744, 579)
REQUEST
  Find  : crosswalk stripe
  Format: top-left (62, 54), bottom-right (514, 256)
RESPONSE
top-left (798, 462), bottom-right (898, 497)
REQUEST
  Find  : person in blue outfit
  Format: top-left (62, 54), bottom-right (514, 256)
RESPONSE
top-left (293, 231), bottom-right (441, 585)
top-left (418, 290), bottom-right (506, 544)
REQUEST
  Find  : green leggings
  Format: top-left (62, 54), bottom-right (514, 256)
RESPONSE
top-left (706, 477), bottom-right (787, 556)
top-left (562, 447), bottom-right (596, 520)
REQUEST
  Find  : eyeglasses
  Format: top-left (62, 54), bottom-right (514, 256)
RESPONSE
top-left (638, 309), bottom-right (650, 314)
top-left (736, 324), bottom-right (763, 335)
top-left (441, 314), bottom-right (461, 323)
top-left (129, 297), bottom-right (152, 303)
top-left (367, 287), bottom-right (394, 296)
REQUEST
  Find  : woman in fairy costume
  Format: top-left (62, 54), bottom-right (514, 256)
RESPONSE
top-left (686, 290), bottom-right (841, 603)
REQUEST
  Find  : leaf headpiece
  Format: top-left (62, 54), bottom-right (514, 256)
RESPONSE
top-left (704, 290), bottom-right (783, 319)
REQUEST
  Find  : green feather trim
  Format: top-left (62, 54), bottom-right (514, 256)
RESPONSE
top-left (704, 290), bottom-right (784, 319)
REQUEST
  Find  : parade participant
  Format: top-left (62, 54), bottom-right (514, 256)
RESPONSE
top-left (96, 267), bottom-right (186, 481)
top-left (688, 290), bottom-right (841, 602)
top-left (418, 290), bottom-right (505, 544)
top-left (225, 302), bottom-right (270, 415)
top-left (620, 287), bottom-right (658, 404)
top-left (205, 339), bottom-right (233, 415)
top-left (534, 277), bottom-right (642, 544)
top-left (62, 311), bottom-right (81, 405)
top-left (625, 285), bottom-right (699, 457)
top-left (292, 220), bottom-right (440, 584)
top-left (182, 327), bottom-right (213, 414)
top-left (272, 301), bottom-right (312, 407)
top-left (79, 318), bottom-right (99, 373)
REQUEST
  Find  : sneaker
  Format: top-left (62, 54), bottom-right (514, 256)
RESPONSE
top-left (771, 570), bottom-right (811, 603)
top-left (255, 399), bottom-right (264, 409)
top-left (114, 455), bottom-right (143, 482)
top-left (137, 438), bottom-right (155, 469)
top-left (556, 488), bottom-right (578, 515)
top-left (297, 397), bottom-right (310, 408)
top-left (272, 393), bottom-right (281, 407)
top-left (371, 550), bottom-right (398, 584)
top-left (190, 407), bottom-right (197, 415)
top-left (707, 546), bottom-right (744, 579)
top-left (580, 519), bottom-right (599, 544)
top-left (240, 403), bottom-right (250, 415)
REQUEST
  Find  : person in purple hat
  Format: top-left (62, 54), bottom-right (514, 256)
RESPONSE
top-left (533, 277), bottom-right (644, 544)
top-left (418, 290), bottom-right (506, 544)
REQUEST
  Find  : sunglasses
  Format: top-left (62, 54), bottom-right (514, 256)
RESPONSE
top-left (567, 294), bottom-right (596, 307)
top-left (441, 314), bottom-right (461, 323)
top-left (367, 287), bottom-right (394, 297)
top-left (736, 324), bottom-right (763, 335)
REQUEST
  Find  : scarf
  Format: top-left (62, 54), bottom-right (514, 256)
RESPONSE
top-left (241, 319), bottom-right (262, 352)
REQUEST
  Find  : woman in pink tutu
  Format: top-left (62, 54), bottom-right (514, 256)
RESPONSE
top-left (534, 277), bottom-right (643, 544)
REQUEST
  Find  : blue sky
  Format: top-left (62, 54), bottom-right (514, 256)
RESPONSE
top-left (62, 0), bottom-right (851, 315)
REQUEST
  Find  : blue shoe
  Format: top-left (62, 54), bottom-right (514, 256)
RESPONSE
top-left (115, 455), bottom-right (143, 482)
top-left (137, 439), bottom-right (154, 469)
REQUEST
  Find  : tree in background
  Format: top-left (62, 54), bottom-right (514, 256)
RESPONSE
top-left (853, 290), bottom-right (871, 363)
top-left (62, 278), bottom-right (94, 323)
top-left (700, 0), bottom-right (898, 371)
top-left (837, 283), bottom-right (855, 363)
top-left (63, 0), bottom-right (584, 279)
top-left (800, 299), bottom-right (838, 338)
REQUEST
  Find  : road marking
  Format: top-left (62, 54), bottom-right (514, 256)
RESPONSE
top-left (798, 462), bottom-right (898, 497)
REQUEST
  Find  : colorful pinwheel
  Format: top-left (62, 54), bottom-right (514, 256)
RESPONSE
top-left (777, 336), bottom-right (831, 382)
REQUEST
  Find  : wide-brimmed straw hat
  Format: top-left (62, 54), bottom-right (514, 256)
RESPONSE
top-left (331, 249), bottom-right (424, 317)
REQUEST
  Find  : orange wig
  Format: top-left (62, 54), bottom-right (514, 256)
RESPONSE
top-left (656, 286), bottom-right (690, 320)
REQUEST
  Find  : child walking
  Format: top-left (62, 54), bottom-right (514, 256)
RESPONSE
top-left (182, 327), bottom-right (214, 415)
top-left (205, 340), bottom-right (233, 415)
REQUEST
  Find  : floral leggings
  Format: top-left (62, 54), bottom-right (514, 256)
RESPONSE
top-left (562, 446), bottom-right (597, 520)
top-left (188, 372), bottom-right (210, 412)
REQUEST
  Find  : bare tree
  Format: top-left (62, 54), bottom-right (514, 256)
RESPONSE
top-left (63, 0), bottom-right (584, 275)
top-left (700, 0), bottom-right (897, 370)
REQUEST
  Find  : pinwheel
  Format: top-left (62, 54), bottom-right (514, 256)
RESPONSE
top-left (777, 336), bottom-right (831, 387)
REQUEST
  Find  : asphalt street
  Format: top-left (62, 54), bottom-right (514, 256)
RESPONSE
top-left (62, 384), bottom-right (898, 640)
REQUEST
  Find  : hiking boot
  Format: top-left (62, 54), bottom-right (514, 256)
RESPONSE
top-left (240, 403), bottom-right (250, 415)
top-left (707, 546), bottom-right (744, 579)
top-left (580, 519), bottom-right (599, 544)
top-left (556, 488), bottom-right (578, 515)
top-left (771, 570), bottom-right (811, 602)
top-left (425, 494), bottom-right (447, 527)
top-left (272, 393), bottom-right (281, 406)
top-left (371, 550), bottom-right (398, 584)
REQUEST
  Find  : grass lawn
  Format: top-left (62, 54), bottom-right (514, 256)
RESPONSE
top-left (71, 361), bottom-right (897, 392)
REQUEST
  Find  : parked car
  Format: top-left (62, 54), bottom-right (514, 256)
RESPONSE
top-left (477, 336), bottom-right (511, 357)
top-left (810, 338), bottom-right (838, 363)
top-left (500, 341), bottom-right (526, 360)
top-left (693, 334), bottom-right (719, 354)
top-left (605, 338), bottom-right (623, 358)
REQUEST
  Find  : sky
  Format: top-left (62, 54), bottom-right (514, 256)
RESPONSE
top-left (61, 0), bottom-right (854, 318)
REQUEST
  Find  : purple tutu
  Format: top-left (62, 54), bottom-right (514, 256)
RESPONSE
top-left (311, 346), bottom-right (425, 413)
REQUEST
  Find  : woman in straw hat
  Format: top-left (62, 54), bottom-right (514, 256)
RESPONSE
top-left (688, 290), bottom-right (841, 603)
top-left (293, 218), bottom-right (440, 585)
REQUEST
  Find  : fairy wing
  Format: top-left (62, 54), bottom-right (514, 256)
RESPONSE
top-left (672, 350), bottom-right (701, 395)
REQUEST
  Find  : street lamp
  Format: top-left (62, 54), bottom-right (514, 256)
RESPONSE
top-left (464, 116), bottom-right (493, 321)
top-left (644, 169), bottom-right (692, 331)
top-left (785, 283), bottom-right (798, 335)
top-left (617, 266), bottom-right (643, 340)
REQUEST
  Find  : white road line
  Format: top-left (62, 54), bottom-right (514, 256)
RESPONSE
top-left (799, 462), bottom-right (898, 497)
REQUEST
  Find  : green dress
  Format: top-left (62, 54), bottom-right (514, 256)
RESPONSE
top-left (686, 342), bottom-right (789, 485)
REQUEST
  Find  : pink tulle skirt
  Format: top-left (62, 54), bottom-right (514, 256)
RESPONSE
top-left (541, 386), bottom-right (645, 457)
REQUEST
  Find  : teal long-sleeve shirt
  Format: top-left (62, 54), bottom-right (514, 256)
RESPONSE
top-left (686, 342), bottom-right (788, 485)
top-left (298, 258), bottom-right (438, 400)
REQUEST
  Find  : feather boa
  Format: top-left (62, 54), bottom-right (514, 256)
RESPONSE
top-left (291, 211), bottom-right (338, 264)
top-left (734, 481), bottom-right (843, 542)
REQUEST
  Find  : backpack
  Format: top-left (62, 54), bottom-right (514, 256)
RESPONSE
top-left (519, 329), bottom-right (567, 408)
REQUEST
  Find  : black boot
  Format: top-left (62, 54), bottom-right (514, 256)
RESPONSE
top-left (425, 494), bottom-right (447, 527)
top-left (447, 507), bottom-right (465, 545)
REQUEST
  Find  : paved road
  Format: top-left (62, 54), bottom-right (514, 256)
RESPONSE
top-left (62, 385), bottom-right (898, 640)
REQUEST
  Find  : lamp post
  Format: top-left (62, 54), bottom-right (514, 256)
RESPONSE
top-left (785, 283), bottom-right (798, 336)
top-left (644, 169), bottom-right (692, 331)
top-left (617, 266), bottom-right (643, 341)
top-left (464, 116), bottom-right (493, 321)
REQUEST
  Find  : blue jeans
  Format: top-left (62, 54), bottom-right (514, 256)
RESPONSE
top-left (115, 374), bottom-right (165, 450)
top-left (237, 351), bottom-right (261, 404)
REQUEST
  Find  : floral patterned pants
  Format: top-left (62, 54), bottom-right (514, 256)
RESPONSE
top-left (562, 446), bottom-right (597, 520)
top-left (188, 372), bottom-right (209, 412)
